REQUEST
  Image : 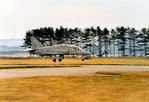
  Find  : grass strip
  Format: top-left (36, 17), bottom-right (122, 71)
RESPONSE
top-left (1, 72), bottom-right (149, 102)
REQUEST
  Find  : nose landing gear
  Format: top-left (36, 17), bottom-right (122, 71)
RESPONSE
top-left (81, 56), bottom-right (87, 61)
top-left (82, 59), bottom-right (85, 61)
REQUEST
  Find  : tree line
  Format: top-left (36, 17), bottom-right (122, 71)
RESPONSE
top-left (23, 26), bottom-right (149, 57)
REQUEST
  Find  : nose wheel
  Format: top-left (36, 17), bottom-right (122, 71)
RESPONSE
top-left (82, 59), bottom-right (85, 61)
top-left (81, 56), bottom-right (86, 61)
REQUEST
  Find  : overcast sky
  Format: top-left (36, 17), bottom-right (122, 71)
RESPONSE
top-left (0, 0), bottom-right (149, 39)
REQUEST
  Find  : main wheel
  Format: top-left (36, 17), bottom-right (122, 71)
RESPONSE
top-left (53, 59), bottom-right (56, 62)
top-left (59, 59), bottom-right (62, 62)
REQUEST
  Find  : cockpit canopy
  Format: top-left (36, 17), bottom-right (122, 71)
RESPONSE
top-left (59, 44), bottom-right (81, 50)
top-left (70, 45), bottom-right (80, 50)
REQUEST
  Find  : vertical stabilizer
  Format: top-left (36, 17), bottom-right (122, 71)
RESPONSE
top-left (30, 37), bottom-right (43, 49)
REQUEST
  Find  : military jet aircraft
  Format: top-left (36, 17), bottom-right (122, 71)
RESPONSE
top-left (28, 36), bottom-right (91, 62)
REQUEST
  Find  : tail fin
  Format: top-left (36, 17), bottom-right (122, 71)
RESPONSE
top-left (30, 36), bottom-right (44, 49)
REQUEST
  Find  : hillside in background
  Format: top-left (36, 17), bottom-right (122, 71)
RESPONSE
top-left (0, 39), bottom-right (29, 57)
top-left (0, 39), bottom-right (24, 51)
top-left (0, 46), bottom-right (24, 51)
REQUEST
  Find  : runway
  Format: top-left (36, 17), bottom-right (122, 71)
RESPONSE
top-left (0, 65), bottom-right (149, 79)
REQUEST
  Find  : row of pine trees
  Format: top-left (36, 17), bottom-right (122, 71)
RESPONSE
top-left (23, 26), bottom-right (149, 57)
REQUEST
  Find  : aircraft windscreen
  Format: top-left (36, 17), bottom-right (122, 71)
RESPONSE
top-left (71, 46), bottom-right (80, 50)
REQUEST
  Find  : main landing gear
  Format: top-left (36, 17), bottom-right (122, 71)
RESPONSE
top-left (52, 55), bottom-right (64, 62)
top-left (53, 58), bottom-right (63, 62)
top-left (53, 59), bottom-right (57, 62)
top-left (59, 59), bottom-right (62, 62)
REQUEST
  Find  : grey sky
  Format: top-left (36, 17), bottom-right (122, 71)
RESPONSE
top-left (0, 0), bottom-right (149, 39)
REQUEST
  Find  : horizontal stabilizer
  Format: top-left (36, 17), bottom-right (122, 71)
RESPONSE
top-left (24, 48), bottom-right (34, 51)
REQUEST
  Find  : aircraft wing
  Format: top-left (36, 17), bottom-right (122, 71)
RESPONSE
top-left (44, 49), bottom-right (68, 55)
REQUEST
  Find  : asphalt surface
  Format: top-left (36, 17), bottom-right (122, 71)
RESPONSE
top-left (0, 65), bottom-right (149, 79)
